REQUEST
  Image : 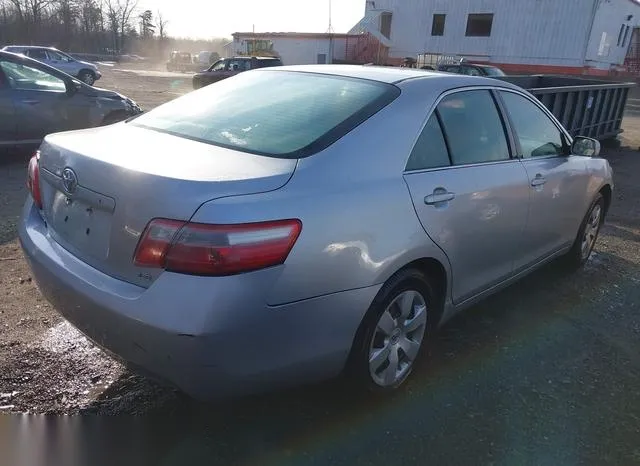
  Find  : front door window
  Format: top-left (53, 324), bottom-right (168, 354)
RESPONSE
top-left (0, 60), bottom-right (66, 92)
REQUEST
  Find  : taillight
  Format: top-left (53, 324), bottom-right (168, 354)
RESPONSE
top-left (26, 151), bottom-right (43, 210)
top-left (133, 218), bottom-right (302, 276)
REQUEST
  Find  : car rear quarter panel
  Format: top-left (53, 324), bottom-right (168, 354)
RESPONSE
top-left (190, 81), bottom-right (454, 306)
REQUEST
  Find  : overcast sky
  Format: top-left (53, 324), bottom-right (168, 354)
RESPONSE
top-left (135, 0), bottom-right (365, 39)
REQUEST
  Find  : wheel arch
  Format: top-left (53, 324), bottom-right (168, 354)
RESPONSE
top-left (599, 183), bottom-right (612, 216)
top-left (373, 249), bottom-right (452, 323)
top-left (78, 68), bottom-right (96, 77)
top-left (343, 255), bottom-right (450, 378)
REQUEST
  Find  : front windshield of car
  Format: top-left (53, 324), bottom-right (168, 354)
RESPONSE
top-left (483, 66), bottom-right (506, 76)
top-left (131, 70), bottom-right (399, 158)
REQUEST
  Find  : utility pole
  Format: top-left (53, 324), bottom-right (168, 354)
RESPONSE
top-left (326, 0), bottom-right (334, 33)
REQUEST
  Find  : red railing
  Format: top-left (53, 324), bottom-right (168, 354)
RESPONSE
top-left (345, 33), bottom-right (388, 65)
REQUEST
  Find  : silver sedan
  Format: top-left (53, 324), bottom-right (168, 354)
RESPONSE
top-left (19, 65), bottom-right (613, 400)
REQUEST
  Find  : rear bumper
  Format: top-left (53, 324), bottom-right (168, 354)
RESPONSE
top-left (19, 199), bottom-right (377, 400)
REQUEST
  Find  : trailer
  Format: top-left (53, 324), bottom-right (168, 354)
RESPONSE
top-left (496, 75), bottom-right (636, 141)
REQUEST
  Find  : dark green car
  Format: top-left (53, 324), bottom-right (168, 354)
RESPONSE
top-left (437, 63), bottom-right (506, 77)
top-left (0, 50), bottom-right (142, 149)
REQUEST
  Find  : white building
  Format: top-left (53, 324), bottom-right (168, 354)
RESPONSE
top-left (353, 0), bottom-right (640, 74)
top-left (226, 32), bottom-right (354, 65)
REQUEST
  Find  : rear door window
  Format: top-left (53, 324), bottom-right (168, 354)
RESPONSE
top-left (228, 59), bottom-right (249, 71)
top-left (26, 49), bottom-right (48, 61)
top-left (406, 113), bottom-right (451, 171)
top-left (437, 90), bottom-right (511, 165)
top-left (461, 66), bottom-right (482, 76)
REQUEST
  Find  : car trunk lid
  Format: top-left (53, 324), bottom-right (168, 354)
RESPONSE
top-left (37, 123), bottom-right (297, 287)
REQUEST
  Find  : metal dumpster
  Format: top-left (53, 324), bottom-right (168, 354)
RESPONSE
top-left (495, 75), bottom-right (636, 140)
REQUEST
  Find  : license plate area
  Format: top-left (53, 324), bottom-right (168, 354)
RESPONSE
top-left (41, 169), bottom-right (116, 260)
top-left (48, 190), bottom-right (113, 259)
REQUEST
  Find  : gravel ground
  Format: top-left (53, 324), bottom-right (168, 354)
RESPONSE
top-left (1, 65), bottom-right (640, 463)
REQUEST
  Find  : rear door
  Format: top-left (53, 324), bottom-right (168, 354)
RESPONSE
top-left (498, 90), bottom-right (591, 271)
top-left (0, 57), bottom-right (73, 141)
top-left (0, 65), bottom-right (17, 144)
top-left (45, 50), bottom-right (78, 76)
top-left (403, 89), bottom-right (531, 304)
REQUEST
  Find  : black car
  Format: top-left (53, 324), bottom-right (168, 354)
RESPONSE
top-left (437, 63), bottom-right (506, 77)
top-left (192, 56), bottom-right (283, 89)
top-left (0, 50), bottom-right (142, 149)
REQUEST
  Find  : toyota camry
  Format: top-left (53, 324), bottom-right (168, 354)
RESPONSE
top-left (19, 65), bottom-right (613, 400)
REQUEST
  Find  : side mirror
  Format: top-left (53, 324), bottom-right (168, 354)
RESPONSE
top-left (571, 136), bottom-right (600, 157)
top-left (65, 80), bottom-right (80, 96)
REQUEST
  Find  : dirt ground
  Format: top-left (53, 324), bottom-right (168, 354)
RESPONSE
top-left (1, 64), bottom-right (640, 463)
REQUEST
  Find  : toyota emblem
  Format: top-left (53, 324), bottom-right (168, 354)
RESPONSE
top-left (61, 168), bottom-right (78, 195)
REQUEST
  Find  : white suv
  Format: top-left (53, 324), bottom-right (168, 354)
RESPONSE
top-left (1, 46), bottom-right (102, 85)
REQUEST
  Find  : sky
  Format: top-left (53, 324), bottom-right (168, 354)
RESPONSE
top-left (134, 0), bottom-right (366, 40)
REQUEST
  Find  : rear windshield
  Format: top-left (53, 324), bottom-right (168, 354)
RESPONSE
top-left (482, 66), bottom-right (506, 77)
top-left (131, 70), bottom-right (399, 158)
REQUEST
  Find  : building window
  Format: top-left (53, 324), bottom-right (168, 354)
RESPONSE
top-left (466, 13), bottom-right (493, 37)
top-left (618, 24), bottom-right (626, 46)
top-left (380, 12), bottom-right (392, 39)
top-left (622, 25), bottom-right (631, 48)
top-left (431, 14), bottom-right (446, 36)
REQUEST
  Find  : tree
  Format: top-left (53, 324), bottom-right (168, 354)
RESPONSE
top-left (138, 8), bottom-right (154, 38)
top-left (54, 0), bottom-right (79, 49)
top-left (105, 0), bottom-right (137, 52)
top-left (156, 9), bottom-right (167, 40)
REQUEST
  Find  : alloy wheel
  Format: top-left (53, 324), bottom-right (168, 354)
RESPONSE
top-left (368, 290), bottom-right (427, 387)
top-left (581, 203), bottom-right (602, 260)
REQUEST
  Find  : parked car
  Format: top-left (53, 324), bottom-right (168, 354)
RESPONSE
top-left (165, 51), bottom-right (202, 73)
top-left (437, 63), bottom-right (506, 77)
top-left (0, 51), bottom-right (142, 149)
top-left (1, 45), bottom-right (102, 85)
top-left (196, 51), bottom-right (220, 65)
top-left (192, 56), bottom-right (283, 89)
top-left (19, 65), bottom-right (612, 401)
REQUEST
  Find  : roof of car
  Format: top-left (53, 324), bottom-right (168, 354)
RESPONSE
top-left (2, 45), bottom-right (60, 51)
top-left (266, 64), bottom-right (519, 88)
top-left (230, 56), bottom-right (281, 60)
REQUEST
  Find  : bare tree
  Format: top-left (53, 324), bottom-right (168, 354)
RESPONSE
top-left (54, 0), bottom-right (79, 49)
top-left (0, 0), bottom-right (226, 59)
top-left (156, 9), bottom-right (167, 40)
top-left (105, 0), bottom-right (136, 52)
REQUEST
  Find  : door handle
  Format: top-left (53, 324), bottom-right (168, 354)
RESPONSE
top-left (531, 175), bottom-right (547, 187)
top-left (424, 189), bottom-right (456, 205)
top-left (20, 99), bottom-right (40, 105)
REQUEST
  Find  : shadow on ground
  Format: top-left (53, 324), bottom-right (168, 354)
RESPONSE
top-left (79, 250), bottom-right (640, 465)
top-left (0, 151), bottom-right (30, 246)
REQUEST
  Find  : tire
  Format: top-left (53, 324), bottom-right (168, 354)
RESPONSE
top-left (78, 70), bottom-right (95, 86)
top-left (563, 193), bottom-right (605, 270)
top-left (347, 268), bottom-right (437, 393)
